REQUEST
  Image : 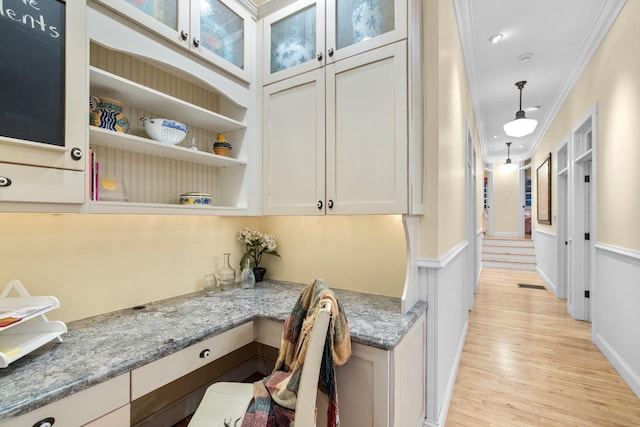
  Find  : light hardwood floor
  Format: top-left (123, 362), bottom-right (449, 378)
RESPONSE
top-left (447, 268), bottom-right (640, 426)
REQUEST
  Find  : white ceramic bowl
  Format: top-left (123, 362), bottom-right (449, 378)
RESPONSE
top-left (141, 117), bottom-right (188, 144)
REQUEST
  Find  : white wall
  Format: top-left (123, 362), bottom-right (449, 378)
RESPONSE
top-left (593, 244), bottom-right (640, 397)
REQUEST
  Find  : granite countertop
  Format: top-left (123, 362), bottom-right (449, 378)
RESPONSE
top-left (0, 280), bottom-right (427, 421)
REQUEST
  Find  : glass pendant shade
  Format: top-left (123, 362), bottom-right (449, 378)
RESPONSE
top-left (504, 142), bottom-right (518, 171)
top-left (504, 81), bottom-right (538, 137)
top-left (503, 112), bottom-right (538, 137)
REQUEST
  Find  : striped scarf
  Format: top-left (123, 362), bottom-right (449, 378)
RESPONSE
top-left (241, 278), bottom-right (351, 427)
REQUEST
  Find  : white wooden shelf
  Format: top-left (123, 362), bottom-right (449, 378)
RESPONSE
top-left (558, 166), bottom-right (568, 176)
top-left (575, 148), bottom-right (592, 163)
top-left (88, 201), bottom-right (248, 215)
top-left (90, 127), bottom-right (247, 167)
top-left (0, 282), bottom-right (66, 368)
top-left (90, 66), bottom-right (246, 133)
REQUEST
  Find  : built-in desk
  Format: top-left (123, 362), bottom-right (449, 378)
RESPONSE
top-left (0, 280), bottom-right (427, 427)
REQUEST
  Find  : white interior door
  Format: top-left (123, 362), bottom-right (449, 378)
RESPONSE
top-left (569, 106), bottom-right (596, 322)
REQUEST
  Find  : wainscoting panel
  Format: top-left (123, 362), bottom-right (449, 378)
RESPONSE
top-left (476, 229), bottom-right (483, 293)
top-left (418, 241), bottom-right (469, 427)
top-left (593, 244), bottom-right (640, 398)
top-left (534, 229), bottom-right (557, 294)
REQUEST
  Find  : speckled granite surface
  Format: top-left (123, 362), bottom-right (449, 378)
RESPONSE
top-left (0, 280), bottom-right (427, 421)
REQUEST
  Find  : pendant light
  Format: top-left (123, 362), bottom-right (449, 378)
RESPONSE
top-left (503, 81), bottom-right (538, 137)
top-left (504, 142), bottom-right (517, 171)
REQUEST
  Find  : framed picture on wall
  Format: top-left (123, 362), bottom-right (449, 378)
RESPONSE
top-left (536, 153), bottom-right (552, 225)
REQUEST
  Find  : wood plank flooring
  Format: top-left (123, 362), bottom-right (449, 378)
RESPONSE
top-left (447, 268), bottom-right (640, 426)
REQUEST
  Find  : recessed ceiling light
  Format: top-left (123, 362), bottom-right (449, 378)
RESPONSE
top-left (526, 105), bottom-right (541, 111)
top-left (519, 144), bottom-right (525, 148)
top-left (492, 147), bottom-right (498, 151)
top-left (518, 52), bottom-right (534, 62)
top-left (492, 135), bottom-right (498, 139)
top-left (489, 34), bottom-right (504, 44)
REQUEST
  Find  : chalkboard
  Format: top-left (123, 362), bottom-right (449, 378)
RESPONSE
top-left (0, 0), bottom-right (66, 147)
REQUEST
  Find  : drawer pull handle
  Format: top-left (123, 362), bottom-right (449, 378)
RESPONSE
top-left (180, 30), bottom-right (188, 41)
top-left (316, 52), bottom-right (323, 61)
top-left (33, 417), bottom-right (55, 427)
top-left (0, 176), bottom-right (11, 187)
top-left (316, 200), bottom-right (323, 209)
top-left (328, 48), bottom-right (334, 57)
top-left (200, 349), bottom-right (211, 358)
top-left (193, 37), bottom-right (200, 48)
top-left (327, 199), bottom-right (334, 209)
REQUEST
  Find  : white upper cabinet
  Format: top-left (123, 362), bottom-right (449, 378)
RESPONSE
top-left (262, 0), bottom-right (406, 85)
top-left (263, 42), bottom-right (408, 215)
top-left (0, 0), bottom-right (87, 207)
top-left (261, 0), bottom-right (422, 216)
top-left (87, 2), bottom-right (256, 215)
top-left (93, 0), bottom-right (252, 82)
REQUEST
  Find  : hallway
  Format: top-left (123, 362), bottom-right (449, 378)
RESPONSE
top-left (447, 268), bottom-right (640, 426)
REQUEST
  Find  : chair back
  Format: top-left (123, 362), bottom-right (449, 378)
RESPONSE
top-left (293, 301), bottom-right (332, 426)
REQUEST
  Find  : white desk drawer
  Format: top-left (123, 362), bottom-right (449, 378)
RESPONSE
top-left (0, 374), bottom-right (129, 427)
top-left (131, 322), bottom-right (254, 399)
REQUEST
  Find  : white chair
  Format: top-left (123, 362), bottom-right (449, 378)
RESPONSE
top-left (188, 301), bottom-right (333, 427)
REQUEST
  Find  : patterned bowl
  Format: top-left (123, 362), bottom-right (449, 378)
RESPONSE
top-left (140, 117), bottom-right (188, 144)
top-left (179, 192), bottom-right (212, 206)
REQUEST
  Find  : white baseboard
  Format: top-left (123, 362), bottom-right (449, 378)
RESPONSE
top-left (536, 265), bottom-right (556, 294)
top-left (594, 332), bottom-right (640, 398)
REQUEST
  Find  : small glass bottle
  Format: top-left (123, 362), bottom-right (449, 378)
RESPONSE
top-left (240, 259), bottom-right (256, 290)
top-left (189, 136), bottom-right (198, 151)
top-left (203, 273), bottom-right (218, 296)
top-left (217, 253), bottom-right (236, 290)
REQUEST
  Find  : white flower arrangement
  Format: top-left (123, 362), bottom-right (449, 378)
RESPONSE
top-left (237, 227), bottom-right (281, 270)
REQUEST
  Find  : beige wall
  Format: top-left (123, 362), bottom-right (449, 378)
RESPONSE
top-left (257, 215), bottom-right (406, 296)
top-left (534, 0), bottom-right (640, 251)
top-left (0, 214), bottom-right (255, 322)
top-left (492, 163), bottom-right (520, 235)
top-left (420, 0), bottom-right (480, 259)
top-left (0, 213), bottom-right (405, 322)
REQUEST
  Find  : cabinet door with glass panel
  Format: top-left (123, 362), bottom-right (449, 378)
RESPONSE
top-left (263, 0), bottom-right (406, 85)
top-left (0, 0), bottom-right (86, 206)
top-left (94, 0), bottom-right (251, 82)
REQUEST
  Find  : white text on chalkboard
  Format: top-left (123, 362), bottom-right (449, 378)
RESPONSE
top-left (0, 0), bottom-right (60, 38)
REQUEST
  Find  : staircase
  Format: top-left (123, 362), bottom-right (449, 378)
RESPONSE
top-left (482, 236), bottom-right (536, 270)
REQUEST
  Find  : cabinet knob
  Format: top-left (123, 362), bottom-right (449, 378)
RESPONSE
top-left (199, 349), bottom-right (210, 359)
top-left (327, 48), bottom-right (334, 57)
top-left (192, 37), bottom-right (200, 48)
top-left (0, 176), bottom-right (11, 187)
top-left (327, 199), bottom-right (334, 209)
top-left (70, 147), bottom-right (82, 161)
top-left (180, 30), bottom-right (188, 41)
top-left (32, 417), bottom-right (55, 427)
top-left (316, 52), bottom-right (323, 61)
top-left (316, 200), bottom-right (323, 209)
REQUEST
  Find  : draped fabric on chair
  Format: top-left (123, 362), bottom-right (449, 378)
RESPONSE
top-left (241, 278), bottom-right (351, 427)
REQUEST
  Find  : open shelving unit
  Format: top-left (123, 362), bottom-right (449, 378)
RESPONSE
top-left (0, 281), bottom-right (66, 368)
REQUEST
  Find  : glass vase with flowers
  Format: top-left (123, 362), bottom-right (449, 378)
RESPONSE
top-left (237, 228), bottom-right (280, 282)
